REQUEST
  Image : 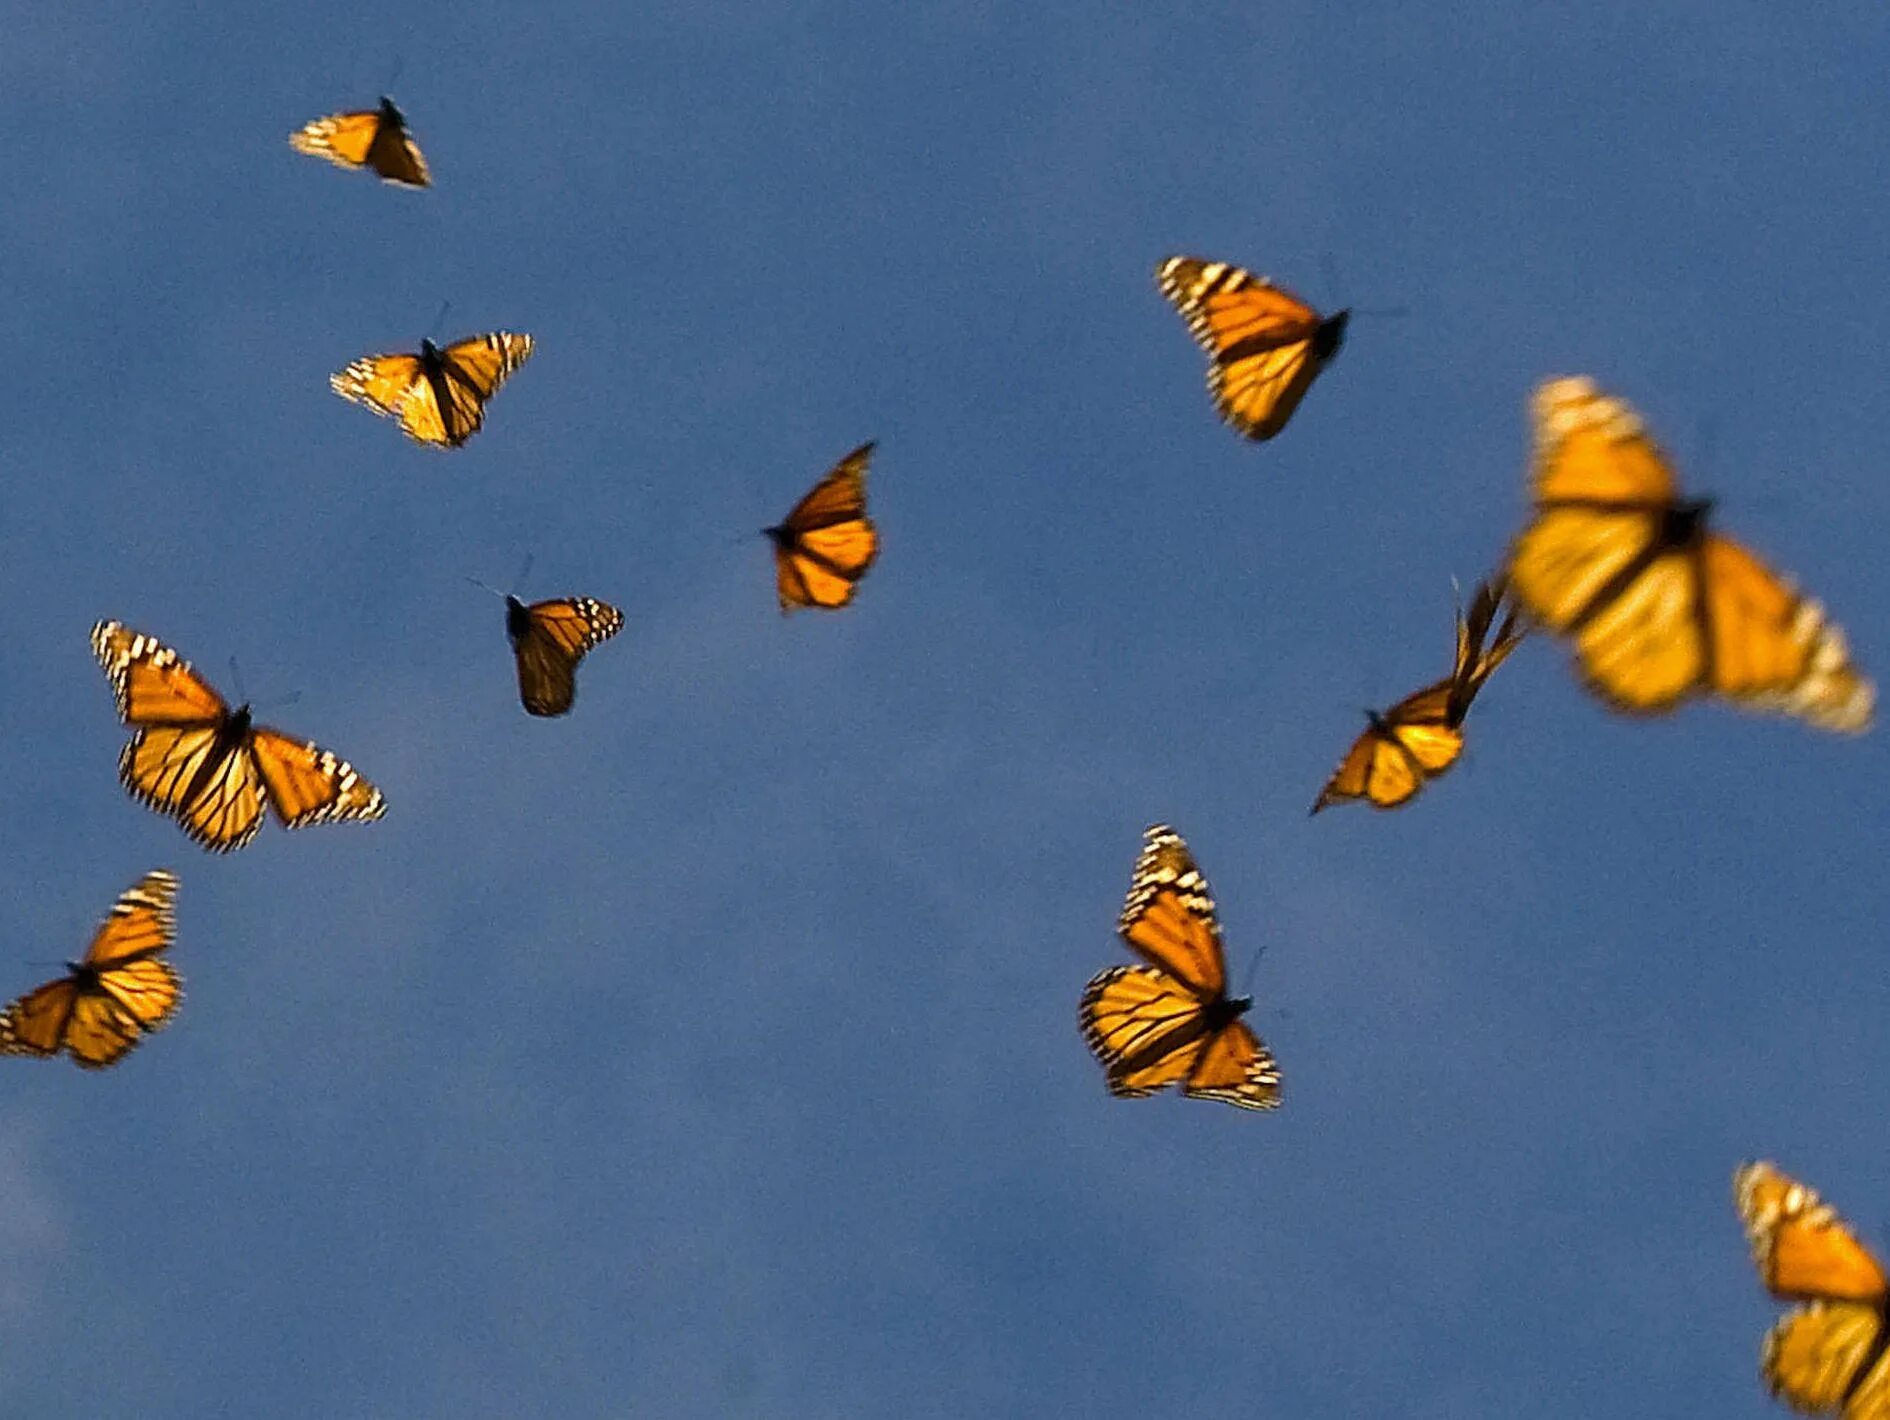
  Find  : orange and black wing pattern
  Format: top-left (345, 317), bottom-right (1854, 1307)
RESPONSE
top-left (1312, 577), bottom-right (1525, 814)
top-left (1, 870), bottom-right (183, 1069)
top-left (91, 621), bottom-right (385, 851)
top-left (1511, 378), bottom-right (1872, 732)
top-left (506, 595), bottom-right (625, 717)
top-left (1156, 255), bottom-right (1349, 441)
top-left (330, 332), bottom-right (534, 447)
top-left (289, 97), bottom-right (431, 188)
top-left (1734, 1161), bottom-right (1890, 1416)
top-left (1078, 824), bottom-right (1280, 1111)
top-left (766, 442), bottom-right (880, 612)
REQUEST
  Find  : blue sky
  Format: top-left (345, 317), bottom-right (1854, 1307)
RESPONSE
top-left (2, 3), bottom-right (1888, 1415)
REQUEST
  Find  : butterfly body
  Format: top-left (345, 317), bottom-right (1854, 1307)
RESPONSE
top-left (1079, 825), bottom-right (1281, 1111)
top-left (92, 621), bottom-right (386, 852)
top-left (1156, 255), bottom-right (1347, 441)
top-left (1512, 378), bottom-right (1871, 730)
top-left (0, 871), bottom-right (182, 1069)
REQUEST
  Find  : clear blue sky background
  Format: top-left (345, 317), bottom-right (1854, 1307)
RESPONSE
top-left (2, 4), bottom-right (1887, 1416)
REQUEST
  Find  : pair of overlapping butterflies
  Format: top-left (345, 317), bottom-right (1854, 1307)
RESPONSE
top-left (1156, 256), bottom-right (1872, 819)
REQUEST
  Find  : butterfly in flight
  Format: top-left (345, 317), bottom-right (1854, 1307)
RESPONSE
top-left (1156, 255), bottom-right (1349, 442)
top-left (289, 97), bottom-right (431, 188)
top-left (765, 442), bottom-right (880, 612)
top-left (0, 871), bottom-right (182, 1069)
top-left (503, 594), bottom-right (624, 717)
top-left (330, 332), bottom-right (534, 448)
top-left (1511, 378), bottom-right (1872, 732)
top-left (1079, 825), bottom-right (1280, 1111)
top-left (91, 621), bottom-right (386, 853)
top-left (1734, 1161), bottom-right (1890, 1416)
top-left (1312, 576), bottom-right (1526, 813)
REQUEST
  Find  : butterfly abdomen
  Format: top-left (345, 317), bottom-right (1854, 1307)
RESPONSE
top-left (1203, 995), bottom-right (1252, 1030)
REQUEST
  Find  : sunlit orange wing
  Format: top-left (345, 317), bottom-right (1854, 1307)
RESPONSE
top-left (1156, 255), bottom-right (1348, 441)
top-left (1079, 965), bottom-right (1213, 1097)
top-left (1183, 1017), bottom-right (1281, 1110)
top-left (289, 97), bottom-right (430, 188)
top-left (770, 442), bottom-right (880, 611)
top-left (1311, 682), bottom-right (1461, 813)
top-left (1115, 823), bottom-right (1226, 996)
top-left (91, 621), bottom-right (227, 725)
top-left (248, 727), bottom-right (387, 830)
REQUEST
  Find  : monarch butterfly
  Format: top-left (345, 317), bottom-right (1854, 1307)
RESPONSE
top-left (289, 97), bottom-right (431, 188)
top-left (1511, 378), bottom-right (1873, 732)
top-left (330, 332), bottom-right (534, 448)
top-left (1079, 825), bottom-right (1280, 1111)
top-left (1312, 577), bottom-right (1526, 813)
top-left (765, 442), bottom-right (879, 612)
top-left (505, 595), bottom-right (624, 717)
top-left (91, 621), bottom-right (386, 853)
top-left (0, 871), bottom-right (182, 1069)
top-left (1734, 1161), bottom-right (1890, 1416)
top-left (1156, 255), bottom-right (1349, 441)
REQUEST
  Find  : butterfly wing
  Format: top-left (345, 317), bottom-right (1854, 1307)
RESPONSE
top-left (0, 979), bottom-right (77, 1058)
top-left (1156, 256), bottom-right (1343, 441)
top-left (1761, 1305), bottom-right (1890, 1416)
top-left (248, 727), bottom-right (387, 831)
top-left (1447, 576), bottom-right (1527, 725)
top-left (513, 597), bottom-right (625, 717)
top-left (772, 442), bottom-right (879, 612)
top-left (1182, 1017), bottom-right (1282, 1111)
top-left (120, 725), bottom-right (265, 852)
top-left (1116, 823), bottom-right (1227, 997)
top-left (1078, 965), bottom-right (1214, 1097)
top-left (289, 99), bottom-right (430, 187)
top-left (1311, 682), bottom-right (1461, 813)
top-left (429, 333), bottom-right (536, 446)
top-left (331, 352), bottom-right (431, 433)
top-left (91, 621), bottom-right (227, 726)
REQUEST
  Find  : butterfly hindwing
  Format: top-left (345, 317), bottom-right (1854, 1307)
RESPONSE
top-left (289, 97), bottom-right (430, 187)
top-left (1156, 255), bottom-right (1347, 441)
top-left (248, 727), bottom-right (387, 830)
top-left (769, 442), bottom-right (880, 612)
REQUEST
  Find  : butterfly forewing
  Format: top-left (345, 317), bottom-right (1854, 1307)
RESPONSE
top-left (1116, 825), bottom-right (1226, 997)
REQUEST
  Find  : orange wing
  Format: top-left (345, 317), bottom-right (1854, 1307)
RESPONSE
top-left (769, 442), bottom-right (880, 612)
top-left (510, 596), bottom-right (625, 717)
top-left (1447, 575), bottom-right (1527, 726)
top-left (1311, 682), bottom-right (1460, 814)
top-left (1, 871), bottom-right (182, 1069)
top-left (247, 727), bottom-right (387, 830)
top-left (1511, 378), bottom-right (1872, 731)
top-left (1116, 823), bottom-right (1227, 998)
top-left (1182, 1017), bottom-right (1282, 1110)
top-left (1079, 965), bottom-right (1216, 1097)
top-left (91, 621), bottom-right (227, 726)
top-left (1735, 1162), bottom-right (1890, 1415)
top-left (1156, 255), bottom-right (1348, 441)
top-left (289, 97), bottom-right (430, 187)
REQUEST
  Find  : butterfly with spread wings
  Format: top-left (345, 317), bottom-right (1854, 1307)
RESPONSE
top-left (765, 442), bottom-right (880, 612)
top-left (1735, 1161), bottom-right (1890, 1416)
top-left (1079, 825), bottom-right (1280, 1111)
top-left (289, 96), bottom-right (431, 188)
top-left (504, 594), bottom-right (623, 717)
top-left (330, 332), bottom-right (534, 448)
top-left (1, 871), bottom-right (182, 1069)
top-left (1511, 378), bottom-right (1873, 732)
top-left (1312, 577), bottom-right (1526, 813)
top-left (91, 621), bottom-right (386, 853)
top-left (1156, 255), bottom-right (1349, 442)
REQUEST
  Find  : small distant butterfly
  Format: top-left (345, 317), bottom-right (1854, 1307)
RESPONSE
top-left (0, 871), bottom-right (182, 1069)
top-left (1156, 255), bottom-right (1349, 441)
top-left (289, 97), bottom-right (431, 188)
top-left (1512, 378), bottom-right (1872, 732)
top-left (1734, 1161), bottom-right (1890, 1415)
top-left (1312, 576), bottom-right (1525, 813)
top-left (765, 442), bottom-right (880, 612)
top-left (504, 595), bottom-right (624, 717)
top-left (1079, 824), bottom-right (1280, 1111)
top-left (331, 332), bottom-right (534, 448)
top-left (91, 621), bottom-right (386, 853)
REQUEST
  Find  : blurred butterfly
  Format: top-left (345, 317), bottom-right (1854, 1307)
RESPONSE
top-left (1512, 378), bottom-right (1872, 732)
top-left (91, 621), bottom-right (386, 853)
top-left (0, 871), bottom-right (182, 1069)
top-left (1734, 1160), bottom-right (1890, 1416)
top-left (765, 442), bottom-right (879, 612)
top-left (289, 97), bottom-right (431, 188)
top-left (1156, 255), bottom-right (1349, 441)
top-left (1312, 576), bottom-right (1526, 813)
top-left (504, 594), bottom-right (624, 717)
top-left (331, 332), bottom-right (534, 448)
top-left (1079, 824), bottom-right (1280, 1111)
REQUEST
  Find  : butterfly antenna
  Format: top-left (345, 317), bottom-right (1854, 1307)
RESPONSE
top-left (425, 300), bottom-right (452, 341)
top-left (227, 655), bottom-right (250, 706)
top-left (256, 689), bottom-right (303, 714)
top-left (465, 574), bottom-right (508, 600)
top-left (382, 56), bottom-right (404, 94)
top-left (1351, 304), bottom-right (1410, 319)
top-left (510, 552), bottom-right (534, 597)
top-left (1237, 940), bottom-right (1271, 996)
